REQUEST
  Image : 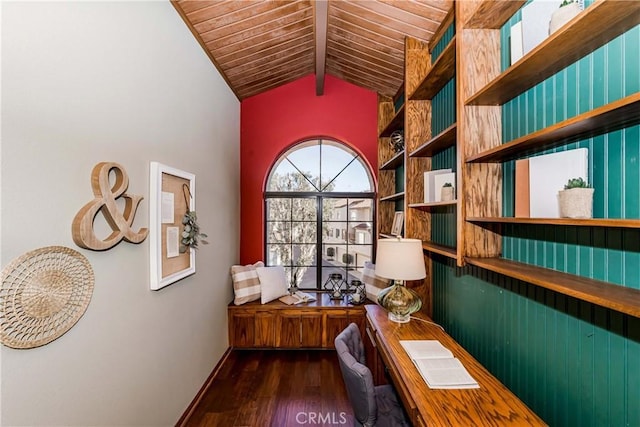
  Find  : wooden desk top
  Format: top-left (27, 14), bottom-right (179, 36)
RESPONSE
top-left (365, 305), bottom-right (546, 426)
top-left (228, 292), bottom-right (372, 310)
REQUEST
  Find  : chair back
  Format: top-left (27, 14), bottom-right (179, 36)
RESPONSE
top-left (335, 323), bottom-right (377, 426)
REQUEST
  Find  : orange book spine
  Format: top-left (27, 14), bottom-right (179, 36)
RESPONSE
top-left (515, 159), bottom-right (530, 218)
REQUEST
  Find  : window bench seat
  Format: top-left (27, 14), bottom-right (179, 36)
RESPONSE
top-left (228, 292), bottom-right (370, 349)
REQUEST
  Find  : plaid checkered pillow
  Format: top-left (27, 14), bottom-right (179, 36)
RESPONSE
top-left (230, 261), bottom-right (264, 305)
top-left (362, 261), bottom-right (390, 302)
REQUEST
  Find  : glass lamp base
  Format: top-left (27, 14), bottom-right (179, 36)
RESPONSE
top-left (377, 280), bottom-right (422, 324)
top-left (388, 312), bottom-right (410, 323)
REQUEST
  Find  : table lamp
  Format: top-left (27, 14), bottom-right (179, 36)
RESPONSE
top-left (375, 237), bottom-right (426, 323)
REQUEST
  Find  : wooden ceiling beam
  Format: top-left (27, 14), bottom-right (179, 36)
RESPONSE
top-left (314, 0), bottom-right (329, 95)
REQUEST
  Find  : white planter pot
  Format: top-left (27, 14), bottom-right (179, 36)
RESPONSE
top-left (441, 186), bottom-right (454, 201)
top-left (558, 187), bottom-right (594, 218)
top-left (549, 3), bottom-right (582, 34)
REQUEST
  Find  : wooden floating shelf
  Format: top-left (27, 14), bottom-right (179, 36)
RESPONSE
top-left (466, 0), bottom-right (640, 106)
top-left (379, 104), bottom-right (405, 137)
top-left (409, 36), bottom-right (456, 101)
top-left (467, 94), bottom-right (640, 162)
top-left (465, 0), bottom-right (526, 29)
top-left (467, 217), bottom-right (640, 229)
top-left (409, 200), bottom-right (457, 210)
top-left (380, 192), bottom-right (405, 202)
top-left (422, 241), bottom-right (457, 259)
top-left (410, 123), bottom-right (457, 158)
top-left (465, 257), bottom-right (640, 319)
top-left (380, 150), bottom-right (405, 170)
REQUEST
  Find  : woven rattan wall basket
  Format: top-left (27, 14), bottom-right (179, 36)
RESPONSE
top-left (1, 246), bottom-right (94, 349)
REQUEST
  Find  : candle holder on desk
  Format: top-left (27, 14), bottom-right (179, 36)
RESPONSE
top-left (324, 273), bottom-right (346, 300)
top-left (348, 279), bottom-right (366, 305)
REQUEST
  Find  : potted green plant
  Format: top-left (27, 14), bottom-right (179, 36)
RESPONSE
top-left (549, 0), bottom-right (582, 34)
top-left (558, 177), bottom-right (594, 218)
top-left (441, 182), bottom-right (454, 201)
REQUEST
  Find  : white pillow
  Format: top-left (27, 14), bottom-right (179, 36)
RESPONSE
top-left (256, 266), bottom-right (289, 304)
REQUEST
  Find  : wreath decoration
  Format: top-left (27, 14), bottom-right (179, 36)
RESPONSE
top-left (180, 184), bottom-right (208, 253)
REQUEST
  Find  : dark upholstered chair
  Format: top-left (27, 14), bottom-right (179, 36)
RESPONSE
top-left (335, 323), bottom-right (410, 427)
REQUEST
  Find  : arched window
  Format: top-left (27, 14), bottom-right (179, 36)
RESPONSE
top-left (265, 138), bottom-right (375, 290)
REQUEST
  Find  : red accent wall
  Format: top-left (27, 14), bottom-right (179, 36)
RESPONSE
top-left (240, 74), bottom-right (378, 264)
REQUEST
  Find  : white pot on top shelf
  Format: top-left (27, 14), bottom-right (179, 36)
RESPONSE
top-left (557, 177), bottom-right (594, 219)
top-left (549, 0), bottom-right (582, 34)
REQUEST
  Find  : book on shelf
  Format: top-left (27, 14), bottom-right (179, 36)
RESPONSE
top-left (400, 340), bottom-right (479, 389)
top-left (278, 291), bottom-right (317, 305)
top-left (510, 21), bottom-right (524, 65)
top-left (515, 159), bottom-right (530, 217)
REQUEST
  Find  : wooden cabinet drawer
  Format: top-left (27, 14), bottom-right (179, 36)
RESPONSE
top-left (228, 293), bottom-right (370, 349)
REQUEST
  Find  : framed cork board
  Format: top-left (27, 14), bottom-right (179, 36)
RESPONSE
top-left (149, 162), bottom-right (196, 290)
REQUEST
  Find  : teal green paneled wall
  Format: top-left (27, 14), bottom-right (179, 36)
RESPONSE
top-left (432, 78), bottom-right (456, 135)
top-left (394, 93), bottom-right (404, 113)
top-left (432, 21), bottom-right (455, 59)
top-left (395, 164), bottom-right (404, 212)
top-left (431, 143), bottom-right (456, 248)
top-left (499, 17), bottom-right (640, 284)
top-left (433, 258), bottom-right (640, 426)
top-left (432, 3), bottom-right (640, 426)
top-left (394, 164), bottom-right (404, 194)
top-left (431, 65), bottom-right (456, 247)
top-left (501, 9), bottom-right (640, 223)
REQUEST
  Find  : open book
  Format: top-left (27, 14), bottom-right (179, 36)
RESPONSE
top-left (278, 291), bottom-right (317, 305)
top-left (400, 340), bottom-right (479, 389)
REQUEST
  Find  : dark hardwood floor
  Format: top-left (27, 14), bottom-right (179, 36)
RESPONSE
top-left (184, 350), bottom-right (354, 427)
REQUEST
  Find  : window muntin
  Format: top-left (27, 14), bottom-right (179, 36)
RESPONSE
top-left (267, 140), bottom-right (373, 193)
top-left (265, 139), bottom-right (375, 290)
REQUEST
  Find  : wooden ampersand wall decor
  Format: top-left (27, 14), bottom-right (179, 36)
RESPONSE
top-left (72, 162), bottom-right (148, 251)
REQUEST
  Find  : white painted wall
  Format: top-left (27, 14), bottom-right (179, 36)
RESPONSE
top-left (1, 1), bottom-right (239, 425)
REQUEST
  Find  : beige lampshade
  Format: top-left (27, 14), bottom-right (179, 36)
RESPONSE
top-left (375, 238), bottom-right (426, 280)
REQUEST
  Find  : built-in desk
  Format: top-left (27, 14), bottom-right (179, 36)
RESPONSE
top-left (365, 305), bottom-right (546, 426)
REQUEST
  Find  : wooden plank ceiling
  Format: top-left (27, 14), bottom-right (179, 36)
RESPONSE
top-left (173, 0), bottom-right (452, 100)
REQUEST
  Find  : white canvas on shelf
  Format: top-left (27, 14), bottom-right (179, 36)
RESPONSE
top-left (510, 21), bottom-right (524, 65)
top-left (433, 172), bottom-right (456, 203)
top-left (520, 0), bottom-right (562, 55)
top-left (424, 169), bottom-right (452, 203)
top-left (528, 148), bottom-right (588, 218)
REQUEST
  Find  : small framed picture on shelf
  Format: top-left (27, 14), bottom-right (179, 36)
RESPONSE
top-left (391, 211), bottom-right (404, 236)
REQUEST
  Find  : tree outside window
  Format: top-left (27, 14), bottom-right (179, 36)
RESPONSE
top-left (265, 139), bottom-right (375, 290)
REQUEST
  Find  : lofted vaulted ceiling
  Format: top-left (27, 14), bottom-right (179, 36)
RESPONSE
top-left (173, 0), bottom-right (453, 100)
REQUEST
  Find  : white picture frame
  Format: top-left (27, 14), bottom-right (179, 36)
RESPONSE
top-left (391, 211), bottom-right (404, 236)
top-left (528, 148), bottom-right (588, 218)
top-left (149, 162), bottom-right (196, 290)
top-left (424, 168), bottom-right (452, 203)
top-left (520, 0), bottom-right (562, 55)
